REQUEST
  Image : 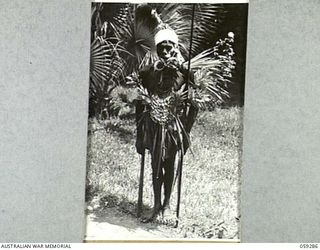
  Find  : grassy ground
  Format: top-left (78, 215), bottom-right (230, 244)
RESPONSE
top-left (86, 106), bottom-right (243, 239)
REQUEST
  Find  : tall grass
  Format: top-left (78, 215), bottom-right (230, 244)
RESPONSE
top-left (86, 107), bottom-right (243, 239)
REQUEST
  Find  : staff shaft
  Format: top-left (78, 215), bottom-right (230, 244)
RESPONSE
top-left (137, 150), bottom-right (145, 217)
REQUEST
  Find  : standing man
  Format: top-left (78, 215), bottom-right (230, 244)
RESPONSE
top-left (135, 25), bottom-right (198, 222)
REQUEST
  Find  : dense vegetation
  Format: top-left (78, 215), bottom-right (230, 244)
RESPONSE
top-left (85, 3), bottom-right (247, 240)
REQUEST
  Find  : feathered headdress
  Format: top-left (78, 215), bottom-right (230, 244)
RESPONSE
top-left (132, 4), bottom-right (235, 108)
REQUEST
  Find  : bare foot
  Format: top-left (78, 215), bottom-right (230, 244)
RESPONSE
top-left (161, 205), bottom-right (176, 226)
top-left (140, 207), bottom-right (162, 223)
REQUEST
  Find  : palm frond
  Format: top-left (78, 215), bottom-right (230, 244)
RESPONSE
top-left (90, 37), bottom-right (126, 84)
top-left (111, 4), bottom-right (133, 41)
top-left (90, 37), bottom-right (111, 82)
top-left (186, 34), bottom-right (236, 107)
top-left (136, 84), bottom-right (152, 106)
top-left (89, 37), bottom-right (127, 117)
top-left (153, 3), bottom-right (224, 58)
top-left (139, 51), bottom-right (158, 70)
top-left (108, 3), bottom-right (224, 69)
top-left (108, 4), bottom-right (158, 74)
top-left (89, 3), bottom-right (235, 117)
top-left (191, 4), bottom-right (224, 55)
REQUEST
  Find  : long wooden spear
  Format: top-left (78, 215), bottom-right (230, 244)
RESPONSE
top-left (175, 3), bottom-right (196, 228)
top-left (137, 148), bottom-right (145, 218)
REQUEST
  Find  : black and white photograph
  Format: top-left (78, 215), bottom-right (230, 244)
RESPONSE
top-left (85, 1), bottom-right (248, 241)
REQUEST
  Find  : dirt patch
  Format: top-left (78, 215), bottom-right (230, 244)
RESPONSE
top-left (85, 207), bottom-right (179, 241)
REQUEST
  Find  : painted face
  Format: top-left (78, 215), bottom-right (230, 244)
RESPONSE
top-left (156, 41), bottom-right (177, 61)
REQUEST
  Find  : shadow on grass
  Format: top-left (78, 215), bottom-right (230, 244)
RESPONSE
top-left (89, 194), bottom-right (160, 232)
top-left (87, 117), bottom-right (136, 144)
top-left (104, 123), bottom-right (135, 144)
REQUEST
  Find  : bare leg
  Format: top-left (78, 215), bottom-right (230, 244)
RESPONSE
top-left (152, 167), bottom-right (163, 217)
top-left (141, 161), bottom-right (163, 223)
top-left (161, 152), bottom-right (176, 222)
top-left (162, 156), bottom-right (175, 210)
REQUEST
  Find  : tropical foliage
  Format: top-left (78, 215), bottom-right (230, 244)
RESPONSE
top-left (89, 3), bottom-right (235, 118)
top-left (86, 3), bottom-right (245, 238)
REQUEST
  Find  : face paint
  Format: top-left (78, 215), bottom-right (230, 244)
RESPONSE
top-left (156, 41), bottom-right (178, 62)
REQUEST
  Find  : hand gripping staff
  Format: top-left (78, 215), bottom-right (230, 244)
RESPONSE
top-left (137, 4), bottom-right (196, 224)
